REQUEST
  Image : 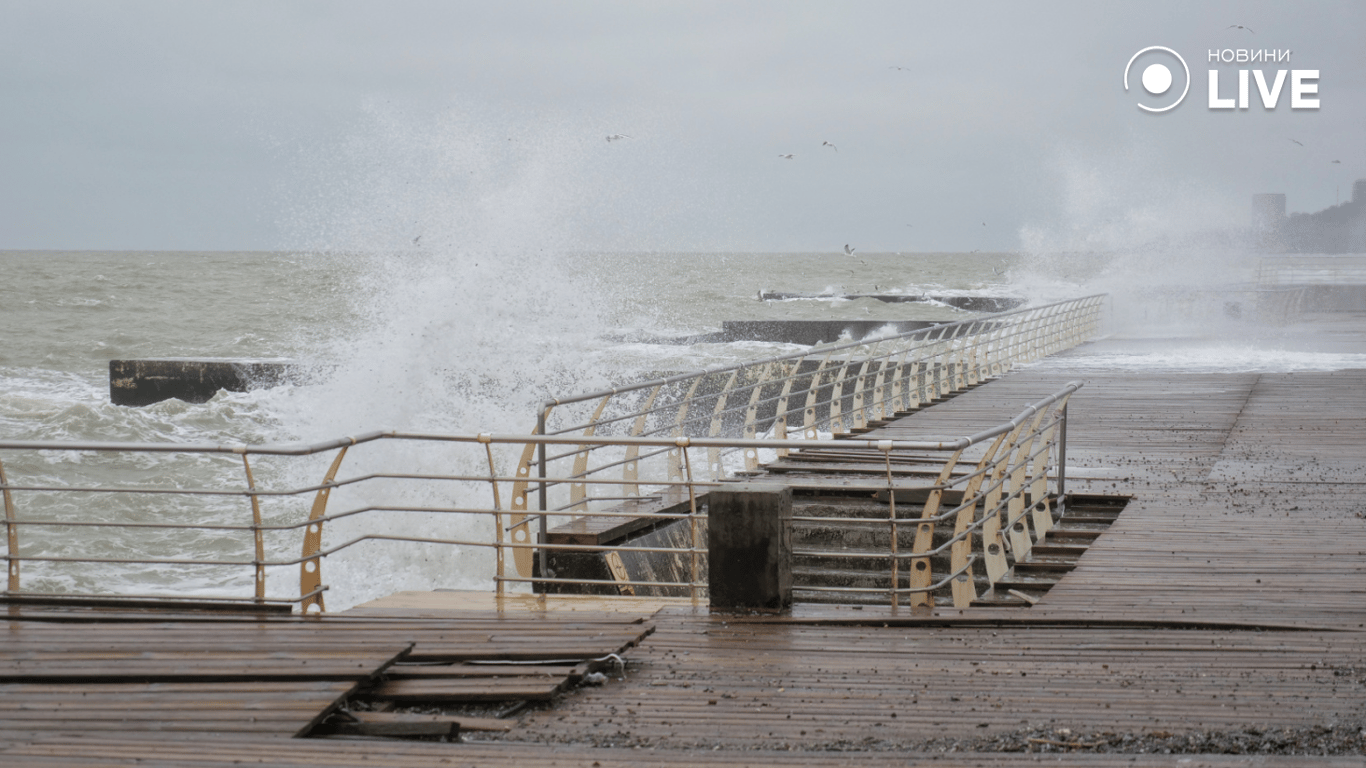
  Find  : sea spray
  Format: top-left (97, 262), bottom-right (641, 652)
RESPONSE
top-left (1014, 144), bottom-right (1267, 340)
top-left (266, 104), bottom-right (641, 608)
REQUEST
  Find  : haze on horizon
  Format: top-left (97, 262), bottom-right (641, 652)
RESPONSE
top-left (1, 1), bottom-right (1362, 254)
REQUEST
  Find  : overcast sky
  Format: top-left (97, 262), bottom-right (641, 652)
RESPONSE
top-left (1, 1), bottom-right (1363, 253)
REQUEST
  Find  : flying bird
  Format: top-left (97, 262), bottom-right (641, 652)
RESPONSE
top-left (1289, 138), bottom-right (1304, 146)
top-left (1226, 24), bottom-right (1255, 33)
top-left (778, 153), bottom-right (795, 159)
top-left (1331, 159), bottom-right (1342, 164)
top-left (889, 66), bottom-right (911, 71)
top-left (822, 141), bottom-right (838, 152)
top-left (844, 244), bottom-right (855, 255)
top-left (605, 134), bottom-right (632, 142)
top-left (412, 235), bottom-right (422, 246)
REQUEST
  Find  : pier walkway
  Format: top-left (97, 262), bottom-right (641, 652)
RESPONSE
top-left (3, 312), bottom-right (1366, 763)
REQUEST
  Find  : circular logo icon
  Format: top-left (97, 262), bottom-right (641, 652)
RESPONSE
top-left (1124, 46), bottom-right (1189, 113)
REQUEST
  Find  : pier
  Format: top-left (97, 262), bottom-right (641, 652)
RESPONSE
top-left (4, 295), bottom-right (1366, 762)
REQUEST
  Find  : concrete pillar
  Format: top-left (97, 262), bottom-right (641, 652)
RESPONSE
top-left (707, 484), bottom-right (792, 613)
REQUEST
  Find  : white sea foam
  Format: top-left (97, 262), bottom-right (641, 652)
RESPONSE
top-left (1039, 341), bottom-right (1366, 373)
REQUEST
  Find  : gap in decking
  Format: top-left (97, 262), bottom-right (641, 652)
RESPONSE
top-left (969, 493), bottom-right (1130, 608)
top-left (790, 491), bottom-right (1130, 609)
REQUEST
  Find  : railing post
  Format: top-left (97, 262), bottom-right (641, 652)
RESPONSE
top-left (876, 443), bottom-right (898, 607)
top-left (239, 454), bottom-right (266, 603)
top-left (480, 435), bottom-right (505, 600)
top-left (537, 409), bottom-right (549, 592)
top-left (708, 483), bottom-right (792, 613)
top-left (680, 441), bottom-right (702, 602)
top-left (1, 457), bottom-right (18, 593)
top-left (1057, 401), bottom-right (1069, 517)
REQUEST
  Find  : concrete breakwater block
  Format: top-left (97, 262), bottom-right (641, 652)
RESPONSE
top-left (110, 359), bottom-right (302, 406)
top-left (717, 319), bottom-right (940, 346)
top-left (757, 291), bottom-right (1027, 314)
top-left (619, 319), bottom-right (946, 346)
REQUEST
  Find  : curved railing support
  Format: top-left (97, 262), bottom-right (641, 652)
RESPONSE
top-left (569, 394), bottom-right (614, 510)
top-left (950, 431), bottom-right (1009, 607)
top-left (623, 385), bottom-right (662, 496)
top-left (742, 364), bottom-right (779, 471)
top-left (509, 404), bottom-right (554, 578)
top-left (706, 370), bottom-right (741, 479)
top-left (670, 377), bottom-right (706, 482)
top-left (772, 360), bottom-right (801, 458)
top-left (907, 447), bottom-right (964, 608)
top-left (300, 444), bottom-right (351, 614)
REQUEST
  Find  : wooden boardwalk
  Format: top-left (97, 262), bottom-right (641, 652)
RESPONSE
top-left (487, 357), bottom-right (1366, 754)
top-left (3, 314), bottom-right (1366, 763)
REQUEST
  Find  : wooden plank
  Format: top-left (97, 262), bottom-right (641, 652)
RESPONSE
top-left (384, 663), bottom-right (578, 679)
top-left (346, 710), bottom-right (513, 732)
top-left (367, 676), bottom-right (565, 702)
top-left (331, 711), bottom-right (459, 738)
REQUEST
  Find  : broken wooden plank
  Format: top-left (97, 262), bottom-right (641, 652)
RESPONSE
top-left (346, 710), bottom-right (513, 733)
top-left (331, 711), bottom-right (459, 738)
top-left (366, 677), bottom-right (565, 703)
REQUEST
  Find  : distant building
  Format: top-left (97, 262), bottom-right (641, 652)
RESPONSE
top-left (1254, 179), bottom-right (1366, 253)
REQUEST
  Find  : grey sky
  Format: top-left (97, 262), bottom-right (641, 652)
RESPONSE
top-left (1, 1), bottom-right (1362, 253)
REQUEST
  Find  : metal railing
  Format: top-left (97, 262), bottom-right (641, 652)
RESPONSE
top-left (0, 382), bottom-right (1081, 613)
top-left (0, 297), bottom-right (1104, 612)
top-left (507, 296), bottom-right (1105, 577)
top-left (1257, 255), bottom-right (1366, 287)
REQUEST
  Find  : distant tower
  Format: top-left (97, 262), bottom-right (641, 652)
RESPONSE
top-left (1351, 180), bottom-right (1366, 253)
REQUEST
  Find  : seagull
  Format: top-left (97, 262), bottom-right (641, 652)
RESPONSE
top-left (1331, 159), bottom-right (1342, 164)
top-left (1226, 24), bottom-right (1255, 33)
top-left (822, 141), bottom-right (838, 152)
top-left (889, 66), bottom-right (911, 71)
top-left (606, 134), bottom-right (631, 142)
top-left (778, 153), bottom-right (794, 159)
top-left (844, 244), bottom-right (855, 255)
top-left (412, 235), bottom-right (422, 246)
top-left (1289, 138), bottom-right (1304, 146)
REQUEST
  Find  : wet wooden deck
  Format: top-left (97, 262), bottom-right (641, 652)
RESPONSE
top-left (3, 314), bottom-right (1366, 763)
